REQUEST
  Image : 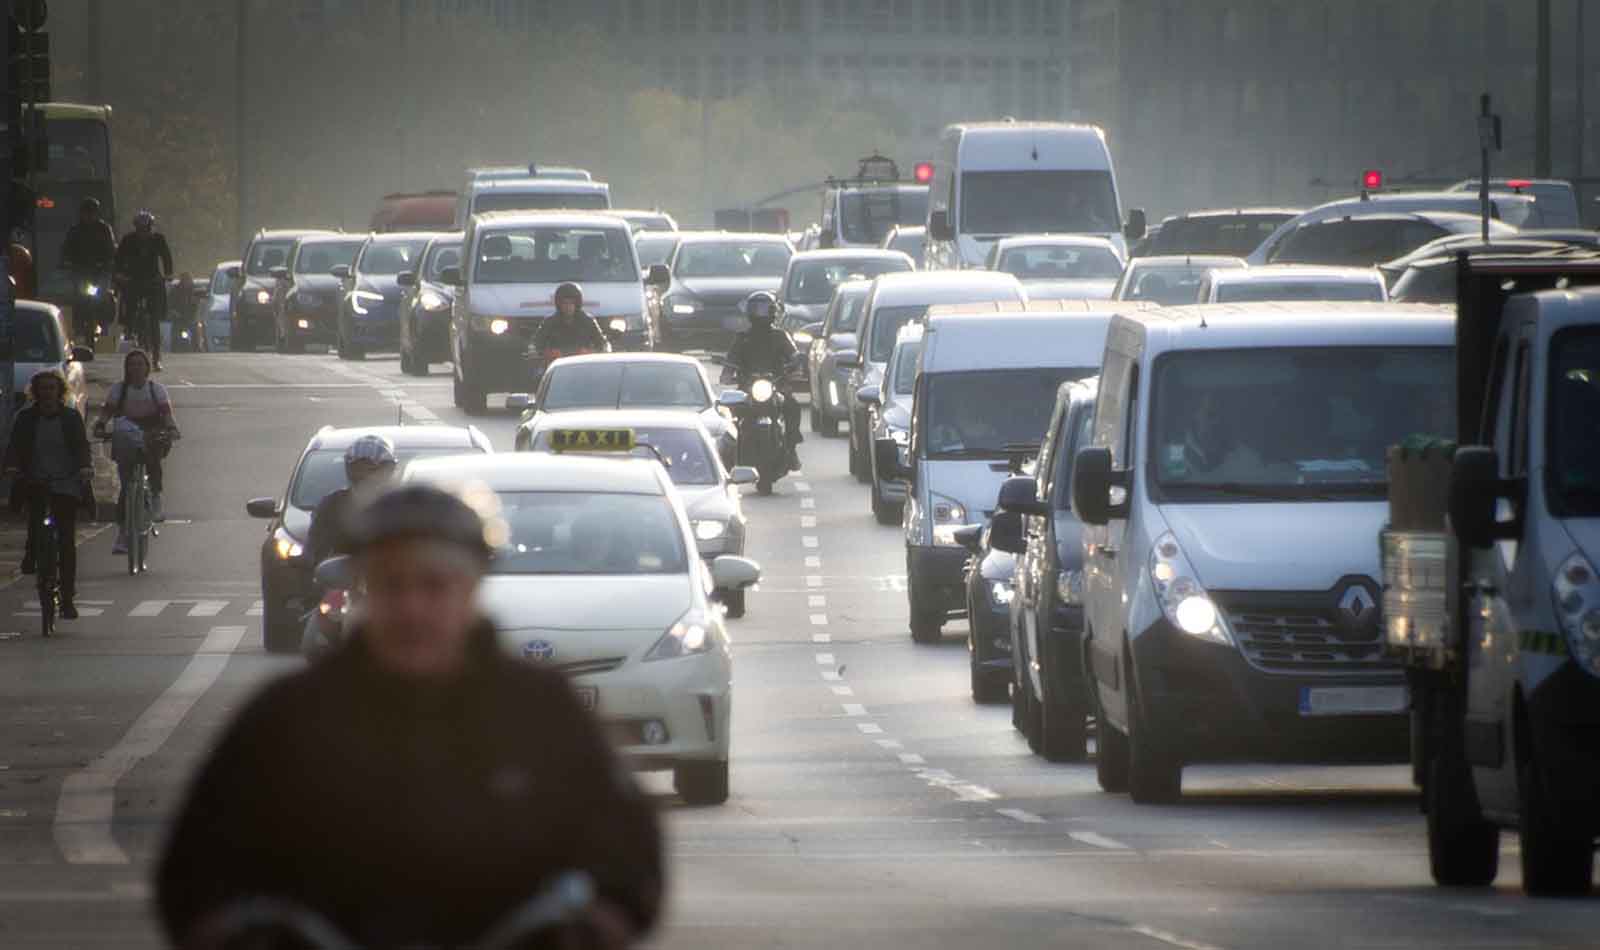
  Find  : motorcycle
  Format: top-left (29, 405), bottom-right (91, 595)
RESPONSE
top-left (68, 272), bottom-right (116, 347)
top-left (719, 357), bottom-right (802, 495)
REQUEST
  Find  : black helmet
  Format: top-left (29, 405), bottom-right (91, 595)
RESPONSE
top-left (79, 197), bottom-right (102, 216)
top-left (345, 483), bottom-right (495, 563)
top-left (133, 209), bottom-right (156, 231)
top-left (554, 282), bottom-right (584, 307)
top-left (743, 291), bottom-right (777, 324)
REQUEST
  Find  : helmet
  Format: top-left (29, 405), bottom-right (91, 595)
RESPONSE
top-left (79, 197), bottom-right (102, 216)
top-left (344, 483), bottom-right (493, 563)
top-left (554, 282), bottom-right (584, 307)
top-left (743, 291), bottom-right (777, 324)
top-left (133, 210), bottom-right (156, 231)
top-left (344, 434), bottom-right (397, 471)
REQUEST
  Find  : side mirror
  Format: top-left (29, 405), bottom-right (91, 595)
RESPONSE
top-left (1449, 446), bottom-right (1516, 548)
top-left (875, 437), bottom-right (910, 480)
top-left (717, 389), bottom-right (748, 409)
top-left (711, 554), bottom-right (761, 591)
top-left (439, 266), bottom-right (463, 287)
top-left (1071, 446), bottom-right (1126, 526)
top-left (729, 465), bottom-right (759, 486)
top-left (330, 264), bottom-right (351, 281)
top-left (835, 349), bottom-right (862, 370)
top-left (225, 265), bottom-right (243, 281)
top-left (803, 321), bottom-right (824, 337)
top-left (245, 496), bottom-right (280, 519)
top-left (505, 394), bottom-right (531, 412)
top-left (396, 271), bottom-right (417, 287)
top-left (929, 209), bottom-right (954, 242)
top-left (192, 284), bottom-right (210, 299)
top-left (828, 332), bottom-right (856, 350)
top-left (856, 384), bottom-right (881, 407)
top-left (646, 264), bottom-right (671, 288)
top-left (954, 524), bottom-right (984, 555)
top-left (997, 474), bottom-right (1047, 516)
top-left (988, 510), bottom-right (1026, 555)
top-left (1124, 208), bottom-right (1148, 243)
top-left (314, 555), bottom-right (355, 591)
top-left (268, 266), bottom-right (289, 281)
top-left (69, 345), bottom-right (95, 363)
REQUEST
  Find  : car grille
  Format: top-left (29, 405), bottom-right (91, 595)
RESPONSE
top-left (550, 656), bottom-right (626, 676)
top-left (1214, 594), bottom-right (1391, 675)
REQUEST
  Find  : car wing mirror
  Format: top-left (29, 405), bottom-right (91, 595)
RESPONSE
top-left (246, 496), bottom-right (280, 519)
top-left (718, 389), bottom-right (748, 408)
top-left (396, 271), bottom-right (417, 287)
top-left (1124, 208), bottom-right (1148, 243)
top-left (69, 345), bottom-right (95, 363)
top-left (330, 264), bottom-right (351, 281)
top-left (439, 266), bottom-right (463, 287)
top-left (645, 264), bottom-right (671, 288)
top-left (987, 510), bottom-right (1026, 554)
top-left (268, 266), bottom-right (289, 281)
top-left (711, 555), bottom-right (761, 591)
top-left (874, 437), bottom-right (911, 481)
top-left (953, 524), bottom-right (984, 555)
top-left (505, 393), bottom-right (531, 412)
top-left (729, 465), bottom-right (759, 486)
top-left (1071, 446), bottom-right (1127, 525)
top-left (997, 474), bottom-right (1047, 516)
top-left (929, 209), bottom-right (954, 242)
top-left (835, 349), bottom-right (861, 369)
top-left (856, 384), bottom-right (881, 406)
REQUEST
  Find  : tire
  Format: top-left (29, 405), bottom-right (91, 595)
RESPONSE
top-left (274, 329), bottom-right (287, 354)
top-left (1426, 753), bottom-right (1499, 887)
top-left (676, 759), bottom-right (730, 806)
top-left (344, 344), bottom-right (366, 362)
top-left (453, 375), bottom-right (486, 415)
top-left (262, 600), bottom-right (301, 654)
top-left (970, 652), bottom-right (1009, 704)
top-left (871, 481), bottom-right (902, 525)
top-left (1127, 680), bottom-right (1182, 804)
top-left (125, 482), bottom-right (144, 576)
top-left (1038, 638), bottom-right (1089, 763)
top-left (336, 336), bottom-right (352, 361)
top-left (1011, 662), bottom-right (1028, 732)
top-left (1096, 713), bottom-right (1131, 793)
top-left (851, 432), bottom-right (872, 484)
top-left (1518, 759), bottom-right (1594, 896)
top-left (809, 403), bottom-right (822, 434)
top-left (721, 588), bottom-right (746, 619)
top-left (818, 411), bottom-right (839, 438)
top-left (756, 478), bottom-right (773, 496)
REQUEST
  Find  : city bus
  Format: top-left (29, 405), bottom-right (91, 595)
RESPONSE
top-left (27, 103), bottom-right (117, 304)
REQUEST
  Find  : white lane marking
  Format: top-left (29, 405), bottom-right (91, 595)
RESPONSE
top-left (997, 808), bottom-right (1046, 824)
top-left (805, 575), bottom-right (823, 588)
top-left (807, 594), bottom-right (826, 608)
top-left (186, 600), bottom-right (228, 618)
top-left (804, 556), bottom-right (822, 568)
top-left (898, 753), bottom-right (926, 765)
top-left (820, 670), bottom-right (843, 682)
top-left (799, 497), bottom-right (816, 510)
top-left (856, 723), bottom-right (884, 735)
top-left (841, 703), bottom-right (867, 717)
top-left (830, 685), bottom-right (854, 696)
top-left (815, 652), bottom-right (836, 665)
top-left (809, 613), bottom-right (829, 626)
top-left (1070, 831), bottom-right (1131, 851)
top-left (16, 599), bottom-right (110, 618)
top-left (800, 515), bottom-right (817, 528)
top-left (874, 575), bottom-right (908, 592)
top-left (129, 600), bottom-right (168, 617)
top-left (1128, 925), bottom-right (1223, 950)
top-left (873, 738), bottom-right (903, 750)
top-left (794, 481), bottom-right (812, 492)
top-left (246, 600), bottom-right (263, 616)
top-left (811, 633), bottom-right (832, 643)
top-left (55, 625), bottom-right (246, 864)
top-left (911, 768), bottom-right (1001, 802)
top-left (801, 536), bottom-right (820, 549)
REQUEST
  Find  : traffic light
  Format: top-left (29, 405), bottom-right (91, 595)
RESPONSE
top-left (8, 2), bottom-right (50, 176)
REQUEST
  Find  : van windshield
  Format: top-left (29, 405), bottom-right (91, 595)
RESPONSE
top-left (1214, 279), bottom-right (1383, 303)
top-left (867, 305), bottom-right (927, 362)
top-left (826, 291), bottom-right (868, 335)
top-left (923, 368), bottom-right (1095, 459)
top-left (1151, 347), bottom-right (1453, 500)
top-left (839, 190), bottom-right (930, 245)
top-left (472, 192), bottom-right (609, 214)
top-left (785, 257), bottom-right (911, 304)
top-left (1549, 328), bottom-right (1600, 516)
top-left (959, 170), bottom-right (1118, 236)
top-left (474, 226), bottom-right (637, 284)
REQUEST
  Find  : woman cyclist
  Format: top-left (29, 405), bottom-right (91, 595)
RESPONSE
top-left (3, 370), bottom-right (93, 619)
top-left (94, 349), bottom-right (179, 554)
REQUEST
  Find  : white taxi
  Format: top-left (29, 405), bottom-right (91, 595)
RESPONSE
top-left (402, 436), bottom-right (759, 805)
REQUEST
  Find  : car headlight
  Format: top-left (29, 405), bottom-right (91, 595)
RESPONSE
top-left (1552, 552), bottom-right (1600, 677)
top-left (694, 519), bottom-right (728, 541)
top-left (645, 609), bottom-right (716, 661)
top-left (888, 427), bottom-right (910, 446)
top-left (671, 301), bottom-right (697, 315)
top-left (793, 330), bottom-right (814, 346)
top-left (608, 317), bottom-right (628, 334)
top-left (1056, 568), bottom-right (1084, 606)
top-left (254, 288), bottom-right (272, 305)
top-left (350, 290), bottom-right (384, 315)
top-left (296, 319), bottom-right (311, 330)
top-left (418, 289), bottom-right (448, 311)
top-left (272, 529), bottom-right (304, 560)
top-left (84, 283), bottom-right (100, 297)
top-left (930, 492), bottom-right (968, 546)
top-left (750, 378), bottom-right (775, 402)
top-left (470, 314), bottom-right (514, 335)
top-left (1149, 531), bottom-right (1231, 645)
top-left (989, 580), bottom-right (1015, 607)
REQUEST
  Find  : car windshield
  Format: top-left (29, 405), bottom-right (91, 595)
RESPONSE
top-left (246, 240), bottom-right (295, 276)
top-left (1051, 403), bottom-right (1097, 507)
top-left (471, 192), bottom-right (609, 214)
top-left (996, 245), bottom-right (1124, 280)
top-left (1121, 266), bottom-right (1209, 304)
top-left (1270, 219), bottom-right (1447, 267)
top-left (839, 189), bottom-right (930, 245)
top-left (827, 292), bottom-right (868, 335)
top-left (674, 241), bottom-right (792, 278)
top-left (0, 310), bottom-right (60, 362)
top-left (891, 341), bottom-right (923, 395)
top-left (541, 363), bottom-right (708, 411)
top-left (923, 368), bottom-right (1095, 458)
top-left (1549, 328), bottom-right (1600, 516)
top-left (622, 213), bottom-right (674, 231)
top-left (1151, 347), bottom-right (1453, 500)
top-left (634, 235), bottom-right (680, 269)
top-left (209, 269), bottom-right (234, 294)
top-left (489, 491), bottom-right (688, 576)
top-left (295, 240), bottom-right (363, 275)
top-left (1387, 264), bottom-right (1455, 304)
top-left (473, 226), bottom-right (636, 284)
top-left (959, 170), bottom-right (1119, 235)
top-left (289, 447), bottom-right (474, 510)
top-left (1149, 215), bottom-right (1292, 256)
top-left (358, 238), bottom-right (431, 276)
top-left (867, 304), bottom-right (928, 362)
top-left (786, 257), bottom-right (911, 305)
top-left (423, 242), bottom-right (463, 281)
top-left (534, 427), bottom-right (717, 486)
top-left (1215, 279), bottom-right (1383, 303)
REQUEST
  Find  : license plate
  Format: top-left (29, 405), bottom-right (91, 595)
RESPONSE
top-left (574, 686), bottom-right (598, 712)
top-left (1298, 685), bottom-right (1407, 717)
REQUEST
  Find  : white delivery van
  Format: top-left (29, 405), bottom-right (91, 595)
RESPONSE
top-left (454, 177), bottom-right (612, 229)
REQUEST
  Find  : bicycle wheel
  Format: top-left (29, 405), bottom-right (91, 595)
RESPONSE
top-left (126, 466), bottom-right (145, 575)
top-left (37, 515), bottom-right (57, 636)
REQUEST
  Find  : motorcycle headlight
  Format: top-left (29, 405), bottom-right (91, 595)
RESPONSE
top-left (254, 288), bottom-right (272, 305)
top-left (272, 529), bottom-right (304, 561)
top-left (350, 290), bottom-right (384, 315)
top-left (418, 289), bottom-right (448, 311)
top-left (608, 317), bottom-right (628, 334)
top-left (694, 520), bottom-right (728, 541)
top-left (471, 314), bottom-right (513, 335)
top-left (84, 283), bottom-right (100, 297)
top-left (296, 319), bottom-right (311, 330)
top-left (1149, 531), bottom-right (1231, 645)
top-left (645, 609), bottom-right (716, 661)
top-left (1552, 552), bottom-right (1600, 677)
top-left (750, 378), bottom-right (775, 402)
top-left (1056, 568), bottom-right (1084, 606)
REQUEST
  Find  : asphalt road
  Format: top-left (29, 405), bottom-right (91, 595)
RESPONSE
top-left (1, 351), bottom-right (1595, 949)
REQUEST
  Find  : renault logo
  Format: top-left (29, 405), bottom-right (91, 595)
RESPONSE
top-left (1336, 581), bottom-right (1380, 638)
top-left (522, 639), bottom-right (555, 663)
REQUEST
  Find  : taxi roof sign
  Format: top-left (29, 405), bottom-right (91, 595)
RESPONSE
top-left (548, 428), bottom-right (636, 453)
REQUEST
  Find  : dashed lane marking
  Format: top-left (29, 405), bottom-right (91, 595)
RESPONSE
top-left (821, 670), bottom-right (843, 682)
top-left (804, 556), bottom-right (822, 568)
top-left (811, 633), bottom-right (832, 643)
top-left (815, 653), bottom-right (835, 665)
top-left (856, 722), bottom-right (884, 735)
top-left (1070, 831), bottom-right (1131, 851)
top-left (841, 703), bottom-right (868, 717)
top-left (807, 594), bottom-right (826, 608)
top-left (1128, 925), bottom-right (1224, 950)
top-left (793, 481), bottom-right (812, 492)
top-left (997, 808), bottom-right (1047, 824)
top-left (809, 613), bottom-right (829, 626)
top-left (830, 685), bottom-right (854, 696)
top-left (799, 497), bottom-right (816, 509)
top-left (873, 738), bottom-right (903, 750)
top-left (898, 753), bottom-right (926, 765)
top-left (800, 515), bottom-right (817, 528)
top-left (805, 575), bottom-right (823, 587)
top-left (801, 536), bottom-right (820, 549)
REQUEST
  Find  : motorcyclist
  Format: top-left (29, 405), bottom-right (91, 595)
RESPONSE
top-left (307, 434), bottom-right (397, 569)
top-left (59, 198), bottom-right (118, 342)
top-left (529, 281), bottom-right (610, 360)
top-left (724, 291), bottom-right (803, 470)
top-left (157, 483), bottom-right (662, 950)
top-left (114, 210), bottom-right (174, 371)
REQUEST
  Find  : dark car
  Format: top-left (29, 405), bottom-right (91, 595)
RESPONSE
top-left (1136, 208), bottom-right (1300, 258)
top-left (335, 232), bottom-right (433, 360)
top-left (230, 228), bottom-right (335, 351)
top-left (655, 232), bottom-right (793, 352)
top-left (806, 279), bottom-right (872, 437)
top-left (634, 230), bottom-right (681, 270)
top-left (957, 520), bottom-right (1017, 706)
top-left (245, 424), bottom-right (493, 653)
top-left (397, 232), bottom-right (463, 375)
top-left (271, 234), bottom-right (365, 353)
top-left (1001, 378), bottom-right (1099, 762)
top-left (1265, 211), bottom-right (1512, 268)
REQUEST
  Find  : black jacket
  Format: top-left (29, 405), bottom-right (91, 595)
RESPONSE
top-left (156, 623), bottom-right (663, 948)
top-left (4, 404), bottom-right (92, 476)
top-left (726, 325), bottom-right (798, 384)
top-left (60, 220), bottom-right (118, 273)
top-left (307, 486), bottom-right (355, 569)
top-left (115, 231), bottom-right (174, 284)
top-left (531, 310), bottom-right (610, 357)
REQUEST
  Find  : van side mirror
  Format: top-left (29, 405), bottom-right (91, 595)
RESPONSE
top-left (875, 437), bottom-right (910, 480)
top-left (856, 384), bottom-right (881, 407)
top-left (1124, 208), bottom-right (1148, 243)
top-left (646, 264), bottom-right (671, 288)
top-left (396, 271), bottom-right (417, 288)
top-left (929, 209), bottom-right (954, 242)
top-left (1449, 446), bottom-right (1519, 548)
top-left (954, 524), bottom-right (984, 555)
top-left (835, 349), bottom-right (861, 370)
top-left (987, 510), bottom-right (1026, 555)
top-left (330, 264), bottom-right (351, 281)
top-left (69, 345), bottom-right (95, 363)
top-left (439, 266), bottom-right (463, 287)
top-left (997, 474), bottom-right (1047, 517)
top-left (711, 555), bottom-right (761, 591)
top-left (1072, 447), bottom-right (1127, 526)
top-left (268, 266), bottom-right (289, 281)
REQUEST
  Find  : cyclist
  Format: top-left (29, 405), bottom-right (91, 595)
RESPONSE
top-left (724, 291), bottom-right (803, 469)
top-left (60, 197), bottom-right (118, 342)
top-left (94, 350), bottom-right (178, 553)
top-left (307, 434), bottom-right (397, 569)
top-left (3, 370), bottom-right (92, 620)
top-left (530, 281), bottom-right (610, 357)
top-left (114, 210), bottom-right (174, 371)
top-left (157, 483), bottom-right (662, 949)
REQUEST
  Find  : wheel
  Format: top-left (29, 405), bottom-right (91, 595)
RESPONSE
top-left (809, 403), bottom-right (822, 434)
top-left (399, 346), bottom-right (416, 375)
top-left (969, 650), bottom-right (1009, 704)
top-left (756, 475), bottom-right (773, 495)
top-left (336, 336), bottom-right (352, 361)
top-left (1037, 639), bottom-right (1089, 763)
top-left (1127, 673), bottom-right (1182, 804)
top-left (721, 588), bottom-right (746, 619)
top-left (909, 578), bottom-right (943, 644)
top-left (453, 375), bottom-right (487, 415)
top-left (344, 343), bottom-right (366, 361)
top-left (262, 599), bottom-right (301, 654)
top-left (274, 329), bottom-right (287, 354)
top-left (126, 482), bottom-right (144, 576)
top-left (850, 429), bottom-right (872, 484)
top-left (1426, 753), bottom-right (1499, 887)
top-left (817, 408), bottom-right (839, 438)
top-left (871, 481), bottom-right (902, 525)
top-left (1096, 713), bottom-right (1131, 793)
top-left (1011, 662), bottom-right (1028, 732)
top-left (1518, 759), bottom-right (1594, 896)
top-left (675, 759), bottom-right (730, 806)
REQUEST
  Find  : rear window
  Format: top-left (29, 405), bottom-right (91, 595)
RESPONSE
top-left (533, 426), bottom-right (717, 486)
top-left (472, 192), bottom-right (609, 214)
top-left (1214, 280), bottom-right (1384, 303)
top-left (295, 240), bottom-right (363, 275)
top-left (1269, 219), bottom-right (1446, 267)
top-left (1148, 215), bottom-right (1292, 257)
top-left (541, 363), bottom-right (708, 411)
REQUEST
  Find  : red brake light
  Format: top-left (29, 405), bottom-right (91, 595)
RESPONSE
top-left (1505, 179), bottom-right (1532, 190)
top-left (1362, 169), bottom-right (1383, 191)
top-left (35, 196), bottom-right (55, 209)
top-left (913, 162), bottom-right (934, 184)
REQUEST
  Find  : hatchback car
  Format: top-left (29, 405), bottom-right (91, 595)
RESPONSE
top-left (653, 232), bottom-right (794, 352)
top-left (335, 232), bottom-right (433, 360)
top-left (8, 301), bottom-right (93, 417)
top-left (231, 228), bottom-right (336, 351)
top-left (984, 235), bottom-right (1125, 300)
top-left (201, 260), bottom-right (239, 351)
top-left (272, 234), bottom-right (364, 353)
top-left (397, 232), bottom-right (463, 375)
top-left (1112, 255), bottom-right (1247, 306)
top-left (806, 279), bottom-right (873, 437)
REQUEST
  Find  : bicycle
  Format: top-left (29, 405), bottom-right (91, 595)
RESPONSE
top-left (21, 480), bottom-right (61, 637)
top-left (121, 279), bottom-right (163, 366)
top-left (105, 424), bottom-right (169, 576)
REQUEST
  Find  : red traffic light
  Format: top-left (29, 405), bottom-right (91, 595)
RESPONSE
top-left (1362, 169), bottom-right (1383, 191)
top-left (913, 161), bottom-right (934, 184)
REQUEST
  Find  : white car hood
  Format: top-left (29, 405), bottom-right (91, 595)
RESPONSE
top-left (480, 574), bottom-right (691, 662)
top-left (1160, 501), bottom-right (1387, 591)
top-left (469, 281), bottom-right (644, 318)
top-left (1021, 278), bottom-right (1118, 301)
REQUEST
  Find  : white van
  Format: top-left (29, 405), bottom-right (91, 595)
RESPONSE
top-left (924, 121), bottom-right (1144, 270)
top-left (453, 177), bottom-right (611, 229)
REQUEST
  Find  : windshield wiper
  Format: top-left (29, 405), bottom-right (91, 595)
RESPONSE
top-left (1172, 481), bottom-right (1377, 501)
top-left (930, 447), bottom-right (1007, 460)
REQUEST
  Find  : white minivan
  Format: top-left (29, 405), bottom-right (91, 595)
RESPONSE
top-left (924, 120), bottom-right (1145, 270)
top-left (453, 177), bottom-right (611, 229)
